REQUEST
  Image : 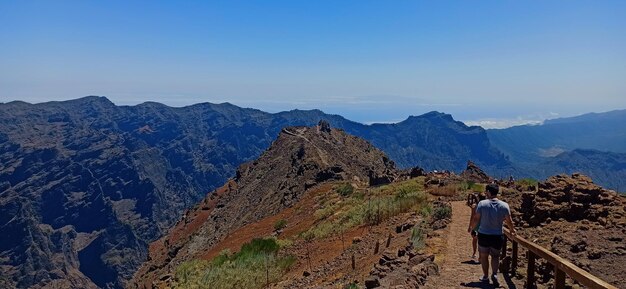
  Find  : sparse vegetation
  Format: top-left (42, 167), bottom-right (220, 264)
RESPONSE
top-left (174, 238), bottom-right (295, 289)
top-left (275, 238), bottom-right (293, 248)
top-left (343, 282), bottom-right (359, 289)
top-left (303, 178), bottom-right (429, 240)
top-left (433, 205), bottom-right (452, 221)
top-left (336, 183), bottom-right (355, 197)
top-left (410, 222), bottom-right (427, 250)
top-left (516, 178), bottom-right (538, 189)
top-left (429, 183), bottom-right (460, 197)
top-left (395, 181), bottom-right (419, 199)
top-left (458, 180), bottom-right (475, 191)
top-left (429, 181), bottom-right (484, 200)
top-left (273, 219), bottom-right (287, 231)
top-left (419, 203), bottom-right (432, 218)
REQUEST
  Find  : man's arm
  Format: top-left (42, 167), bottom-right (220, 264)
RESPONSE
top-left (505, 214), bottom-right (516, 235)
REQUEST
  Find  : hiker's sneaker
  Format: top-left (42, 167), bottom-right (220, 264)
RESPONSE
top-left (491, 274), bottom-right (500, 286)
top-left (471, 254), bottom-right (476, 260)
top-left (479, 275), bottom-right (489, 283)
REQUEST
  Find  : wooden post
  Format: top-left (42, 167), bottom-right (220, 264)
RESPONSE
top-left (555, 268), bottom-right (566, 289)
top-left (306, 242), bottom-right (312, 272)
top-left (527, 251), bottom-right (536, 289)
top-left (374, 240), bottom-right (380, 254)
top-left (377, 202), bottom-right (381, 224)
top-left (512, 241), bottom-right (518, 274)
top-left (265, 254), bottom-right (269, 287)
top-left (386, 233), bottom-right (392, 248)
top-left (351, 254), bottom-right (355, 270)
top-left (368, 197), bottom-right (372, 228)
top-left (341, 230), bottom-right (345, 251)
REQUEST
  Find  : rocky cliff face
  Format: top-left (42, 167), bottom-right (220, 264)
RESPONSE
top-left (0, 96), bottom-right (511, 288)
top-left (0, 97), bottom-right (299, 288)
top-left (130, 123), bottom-right (399, 288)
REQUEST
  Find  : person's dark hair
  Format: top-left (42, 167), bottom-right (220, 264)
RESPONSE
top-left (486, 184), bottom-right (499, 196)
top-left (478, 193), bottom-right (486, 201)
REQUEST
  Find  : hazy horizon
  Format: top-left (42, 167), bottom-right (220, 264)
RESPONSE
top-left (2, 94), bottom-right (624, 129)
top-left (1, 1), bottom-right (625, 127)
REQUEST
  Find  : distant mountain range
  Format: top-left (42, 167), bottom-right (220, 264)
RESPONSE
top-left (487, 110), bottom-right (626, 190)
top-left (487, 110), bottom-right (626, 163)
top-left (0, 96), bottom-right (509, 289)
top-left (0, 96), bottom-right (623, 288)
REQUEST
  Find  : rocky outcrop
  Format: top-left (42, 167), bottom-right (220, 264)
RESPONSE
top-left (460, 160), bottom-right (492, 183)
top-left (367, 248), bottom-right (438, 288)
top-left (130, 124), bottom-right (400, 288)
top-left (398, 166), bottom-right (427, 181)
top-left (509, 173), bottom-right (626, 288)
top-left (519, 173), bottom-right (625, 226)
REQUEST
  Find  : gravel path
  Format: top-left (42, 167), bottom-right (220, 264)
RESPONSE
top-left (423, 201), bottom-right (522, 289)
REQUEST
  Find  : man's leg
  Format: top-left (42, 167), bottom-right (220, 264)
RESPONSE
top-left (490, 247), bottom-right (502, 286)
top-left (490, 248), bottom-right (500, 275)
top-left (478, 246), bottom-right (490, 277)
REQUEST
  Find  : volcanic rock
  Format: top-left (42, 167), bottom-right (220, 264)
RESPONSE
top-left (130, 124), bottom-right (399, 288)
top-left (460, 160), bottom-right (493, 183)
top-left (520, 173), bottom-right (624, 226)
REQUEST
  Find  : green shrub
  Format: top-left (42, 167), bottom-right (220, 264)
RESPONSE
top-left (470, 183), bottom-right (485, 192)
top-left (419, 204), bottom-right (432, 217)
top-left (395, 181), bottom-right (419, 199)
top-left (336, 183), bottom-right (354, 197)
top-left (174, 238), bottom-right (295, 289)
top-left (352, 190), bottom-right (365, 200)
top-left (275, 238), bottom-right (293, 248)
top-left (410, 222), bottom-right (426, 250)
top-left (433, 205), bottom-right (452, 221)
top-left (211, 249), bottom-right (231, 266)
top-left (343, 282), bottom-right (359, 289)
top-left (305, 187), bottom-right (428, 239)
top-left (274, 219), bottom-right (287, 231)
top-left (516, 178), bottom-right (538, 188)
top-left (459, 181), bottom-right (475, 191)
top-left (245, 238), bottom-right (278, 251)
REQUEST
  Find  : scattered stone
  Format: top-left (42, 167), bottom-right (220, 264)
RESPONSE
top-left (364, 277), bottom-right (381, 288)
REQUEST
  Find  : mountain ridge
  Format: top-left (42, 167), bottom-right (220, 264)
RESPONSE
top-left (0, 96), bottom-right (508, 289)
top-left (130, 122), bottom-right (400, 288)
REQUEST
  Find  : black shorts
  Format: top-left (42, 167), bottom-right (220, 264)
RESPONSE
top-left (477, 233), bottom-right (504, 250)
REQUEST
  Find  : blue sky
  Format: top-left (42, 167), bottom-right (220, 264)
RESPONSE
top-left (1, 1), bottom-right (625, 127)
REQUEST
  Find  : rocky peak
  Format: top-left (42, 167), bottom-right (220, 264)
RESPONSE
top-left (460, 160), bottom-right (492, 183)
top-left (318, 119), bottom-right (331, 133)
top-left (131, 125), bottom-right (399, 287)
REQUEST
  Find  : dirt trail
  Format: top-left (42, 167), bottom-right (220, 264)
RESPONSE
top-left (424, 201), bottom-right (522, 289)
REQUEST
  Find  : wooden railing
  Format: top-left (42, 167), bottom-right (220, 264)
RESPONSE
top-left (501, 228), bottom-right (618, 289)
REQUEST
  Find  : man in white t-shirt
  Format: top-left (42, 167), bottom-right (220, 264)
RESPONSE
top-left (468, 184), bottom-right (516, 286)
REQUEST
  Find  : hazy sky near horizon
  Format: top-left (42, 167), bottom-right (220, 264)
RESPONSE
top-left (1, 1), bottom-right (625, 127)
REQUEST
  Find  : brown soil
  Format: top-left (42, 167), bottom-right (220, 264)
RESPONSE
top-left (201, 183), bottom-right (333, 261)
top-left (423, 201), bottom-right (523, 289)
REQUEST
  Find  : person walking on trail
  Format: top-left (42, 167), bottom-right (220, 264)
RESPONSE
top-left (468, 184), bottom-right (516, 286)
top-left (467, 193), bottom-right (486, 260)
